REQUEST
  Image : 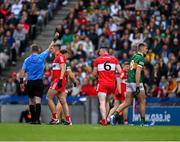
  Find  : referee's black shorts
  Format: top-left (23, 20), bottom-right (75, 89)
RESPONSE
top-left (27, 80), bottom-right (44, 98)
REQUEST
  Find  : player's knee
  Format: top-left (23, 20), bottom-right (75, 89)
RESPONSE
top-left (140, 99), bottom-right (146, 105)
top-left (59, 97), bottom-right (66, 105)
top-left (100, 101), bottom-right (106, 108)
top-left (46, 95), bottom-right (51, 102)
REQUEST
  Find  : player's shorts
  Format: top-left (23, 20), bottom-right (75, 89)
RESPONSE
top-left (27, 80), bottom-right (44, 98)
top-left (126, 83), bottom-right (144, 92)
top-left (96, 82), bottom-right (115, 95)
top-left (114, 88), bottom-right (126, 101)
top-left (50, 78), bottom-right (66, 93)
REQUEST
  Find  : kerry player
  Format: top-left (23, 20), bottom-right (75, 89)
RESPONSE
top-left (110, 43), bottom-right (151, 126)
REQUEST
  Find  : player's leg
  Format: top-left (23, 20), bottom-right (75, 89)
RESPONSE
top-left (122, 102), bottom-right (128, 125)
top-left (56, 100), bottom-right (63, 121)
top-left (111, 93), bottom-right (132, 125)
top-left (106, 95), bottom-right (111, 117)
top-left (57, 92), bottom-right (71, 125)
top-left (46, 89), bottom-right (59, 124)
top-left (98, 92), bottom-right (107, 125)
top-left (136, 89), bottom-right (146, 125)
top-left (106, 101), bottom-right (109, 117)
top-left (107, 100), bottom-right (120, 122)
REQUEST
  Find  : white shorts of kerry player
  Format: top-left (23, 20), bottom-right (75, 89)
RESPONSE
top-left (126, 83), bottom-right (144, 92)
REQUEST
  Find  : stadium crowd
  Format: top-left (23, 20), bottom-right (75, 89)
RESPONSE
top-left (0, 0), bottom-right (65, 70)
top-left (1, 0), bottom-right (180, 98)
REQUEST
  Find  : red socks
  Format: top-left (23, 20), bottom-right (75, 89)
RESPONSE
top-left (52, 112), bottom-right (57, 120)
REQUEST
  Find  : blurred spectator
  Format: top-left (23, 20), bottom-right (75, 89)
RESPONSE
top-left (11, 0), bottom-right (22, 18)
top-left (81, 78), bottom-right (97, 96)
top-left (29, 2), bottom-right (39, 39)
top-left (176, 71), bottom-right (180, 97)
top-left (1, 0), bottom-right (180, 100)
top-left (151, 84), bottom-right (164, 98)
top-left (0, 0), bottom-right (67, 95)
top-left (98, 34), bottom-right (110, 48)
top-left (2, 75), bottom-right (17, 95)
top-left (165, 75), bottom-right (177, 98)
top-left (159, 75), bottom-right (168, 97)
top-left (13, 23), bottom-right (27, 56)
top-left (11, 71), bottom-right (21, 95)
top-left (61, 28), bottom-right (73, 45)
top-left (0, 37), bottom-right (9, 70)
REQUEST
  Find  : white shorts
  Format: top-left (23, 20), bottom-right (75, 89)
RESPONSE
top-left (126, 83), bottom-right (144, 92)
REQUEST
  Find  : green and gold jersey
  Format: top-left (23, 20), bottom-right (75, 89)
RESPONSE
top-left (127, 53), bottom-right (144, 83)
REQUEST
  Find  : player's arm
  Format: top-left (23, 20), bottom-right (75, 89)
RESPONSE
top-left (135, 66), bottom-right (142, 87)
top-left (67, 70), bottom-right (79, 87)
top-left (116, 64), bottom-right (122, 74)
top-left (60, 63), bottom-right (66, 80)
top-left (47, 41), bottom-right (55, 52)
top-left (39, 33), bottom-right (59, 59)
top-left (135, 65), bottom-right (142, 95)
top-left (117, 72), bottom-right (124, 94)
top-left (20, 61), bottom-right (27, 83)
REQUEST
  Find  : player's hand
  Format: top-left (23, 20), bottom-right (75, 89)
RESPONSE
top-left (135, 86), bottom-right (140, 95)
top-left (57, 79), bottom-right (63, 88)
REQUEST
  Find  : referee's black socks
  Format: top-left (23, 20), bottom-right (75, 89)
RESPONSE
top-left (29, 105), bottom-right (36, 123)
top-left (36, 103), bottom-right (41, 123)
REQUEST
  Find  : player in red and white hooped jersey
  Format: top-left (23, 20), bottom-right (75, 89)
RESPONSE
top-left (93, 47), bottom-right (122, 125)
top-left (46, 40), bottom-right (71, 125)
top-left (107, 61), bottom-right (130, 125)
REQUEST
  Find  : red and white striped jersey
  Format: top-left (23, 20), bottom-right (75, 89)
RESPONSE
top-left (52, 52), bottom-right (66, 80)
top-left (94, 53), bottom-right (119, 84)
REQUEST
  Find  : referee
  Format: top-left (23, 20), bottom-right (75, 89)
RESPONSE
top-left (20, 42), bottom-right (54, 124)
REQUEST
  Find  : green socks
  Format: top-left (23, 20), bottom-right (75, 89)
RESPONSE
top-left (114, 111), bottom-right (119, 118)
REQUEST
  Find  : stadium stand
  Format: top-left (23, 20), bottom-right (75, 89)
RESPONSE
top-left (0, 0), bottom-right (75, 91)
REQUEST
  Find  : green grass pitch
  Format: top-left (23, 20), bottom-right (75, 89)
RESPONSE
top-left (0, 123), bottom-right (180, 141)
